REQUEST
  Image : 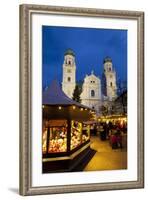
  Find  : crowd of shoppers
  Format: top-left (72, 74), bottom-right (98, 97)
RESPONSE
top-left (91, 120), bottom-right (127, 149)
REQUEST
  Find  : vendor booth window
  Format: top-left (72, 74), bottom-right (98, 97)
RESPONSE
top-left (82, 124), bottom-right (90, 143)
top-left (71, 121), bottom-right (82, 150)
top-left (70, 121), bottom-right (90, 150)
top-left (46, 120), bottom-right (67, 153)
top-left (42, 128), bottom-right (48, 154)
top-left (48, 127), bottom-right (67, 153)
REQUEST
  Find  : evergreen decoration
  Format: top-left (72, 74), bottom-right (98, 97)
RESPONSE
top-left (72, 84), bottom-right (82, 103)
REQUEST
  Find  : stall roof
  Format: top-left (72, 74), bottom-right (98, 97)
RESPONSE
top-left (43, 80), bottom-right (89, 109)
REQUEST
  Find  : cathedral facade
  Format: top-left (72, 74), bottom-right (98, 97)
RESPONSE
top-left (80, 71), bottom-right (102, 112)
top-left (62, 49), bottom-right (117, 114)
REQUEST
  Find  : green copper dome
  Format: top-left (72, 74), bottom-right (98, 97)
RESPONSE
top-left (103, 57), bottom-right (112, 63)
top-left (64, 49), bottom-right (75, 57)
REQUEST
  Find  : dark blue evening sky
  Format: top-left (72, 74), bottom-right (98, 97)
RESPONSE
top-left (42, 26), bottom-right (127, 88)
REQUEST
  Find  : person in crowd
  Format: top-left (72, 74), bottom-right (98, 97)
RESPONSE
top-left (116, 128), bottom-right (122, 148)
top-left (90, 125), bottom-right (94, 135)
top-left (100, 123), bottom-right (106, 141)
top-left (93, 124), bottom-right (97, 136)
top-left (110, 130), bottom-right (118, 149)
top-left (99, 123), bottom-right (105, 140)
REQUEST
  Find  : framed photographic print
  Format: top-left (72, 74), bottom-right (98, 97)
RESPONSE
top-left (19, 4), bottom-right (144, 196)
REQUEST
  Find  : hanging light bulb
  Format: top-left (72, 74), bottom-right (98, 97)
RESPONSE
top-left (72, 106), bottom-right (76, 110)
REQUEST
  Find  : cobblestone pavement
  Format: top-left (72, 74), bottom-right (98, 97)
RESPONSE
top-left (84, 135), bottom-right (127, 171)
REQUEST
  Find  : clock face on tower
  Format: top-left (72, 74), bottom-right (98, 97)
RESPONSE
top-left (67, 69), bottom-right (71, 73)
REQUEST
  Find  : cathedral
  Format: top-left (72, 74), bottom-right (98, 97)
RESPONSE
top-left (62, 49), bottom-right (117, 114)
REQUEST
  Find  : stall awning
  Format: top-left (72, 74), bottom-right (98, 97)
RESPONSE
top-left (42, 80), bottom-right (93, 121)
top-left (43, 80), bottom-right (89, 109)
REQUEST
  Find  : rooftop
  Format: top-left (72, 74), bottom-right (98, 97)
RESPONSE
top-left (103, 56), bottom-right (112, 63)
top-left (64, 49), bottom-right (75, 57)
top-left (43, 80), bottom-right (89, 109)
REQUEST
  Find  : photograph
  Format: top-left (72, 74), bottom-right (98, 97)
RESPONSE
top-left (19, 4), bottom-right (144, 195)
top-left (42, 26), bottom-right (127, 173)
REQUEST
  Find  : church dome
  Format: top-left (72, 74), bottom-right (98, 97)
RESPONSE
top-left (64, 49), bottom-right (75, 57)
top-left (103, 56), bottom-right (112, 63)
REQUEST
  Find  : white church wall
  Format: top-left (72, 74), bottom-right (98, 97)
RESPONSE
top-left (81, 72), bottom-right (102, 112)
top-left (62, 51), bottom-right (76, 98)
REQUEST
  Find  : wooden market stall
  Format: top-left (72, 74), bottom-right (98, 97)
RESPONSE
top-left (42, 80), bottom-right (94, 173)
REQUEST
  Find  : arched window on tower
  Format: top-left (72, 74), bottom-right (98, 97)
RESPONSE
top-left (68, 77), bottom-right (71, 82)
top-left (91, 90), bottom-right (95, 97)
top-left (110, 82), bottom-right (113, 87)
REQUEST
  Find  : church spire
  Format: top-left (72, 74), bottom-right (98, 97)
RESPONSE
top-left (62, 49), bottom-right (76, 98)
top-left (103, 57), bottom-right (117, 100)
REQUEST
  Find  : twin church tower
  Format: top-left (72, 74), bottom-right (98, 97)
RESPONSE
top-left (62, 49), bottom-right (117, 112)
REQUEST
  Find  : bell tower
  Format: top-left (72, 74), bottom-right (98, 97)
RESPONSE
top-left (103, 57), bottom-right (117, 100)
top-left (62, 49), bottom-right (76, 98)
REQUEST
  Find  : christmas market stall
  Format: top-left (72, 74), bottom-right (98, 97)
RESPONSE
top-left (42, 80), bottom-right (94, 173)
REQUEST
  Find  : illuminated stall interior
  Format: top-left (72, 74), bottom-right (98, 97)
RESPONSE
top-left (97, 114), bottom-right (127, 128)
top-left (42, 80), bottom-right (93, 173)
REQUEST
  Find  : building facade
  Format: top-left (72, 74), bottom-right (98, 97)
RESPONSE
top-left (80, 71), bottom-right (102, 113)
top-left (62, 50), bottom-right (117, 114)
